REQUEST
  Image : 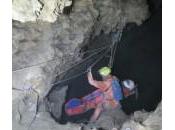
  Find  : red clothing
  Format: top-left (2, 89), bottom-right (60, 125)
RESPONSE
top-left (65, 73), bottom-right (121, 116)
top-left (65, 89), bottom-right (104, 116)
top-left (87, 73), bottom-right (118, 108)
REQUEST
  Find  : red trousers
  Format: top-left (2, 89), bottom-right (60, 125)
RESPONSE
top-left (65, 89), bottom-right (104, 116)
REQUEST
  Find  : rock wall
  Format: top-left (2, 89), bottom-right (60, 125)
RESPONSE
top-left (13, 0), bottom-right (73, 22)
top-left (12, 0), bottom-right (98, 98)
top-left (13, 1), bottom-right (97, 129)
top-left (121, 102), bottom-right (162, 130)
top-left (12, 0), bottom-right (151, 130)
top-left (93, 0), bottom-right (150, 35)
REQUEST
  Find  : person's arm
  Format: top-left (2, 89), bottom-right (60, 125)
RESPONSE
top-left (90, 104), bottom-right (103, 122)
top-left (87, 71), bottom-right (108, 91)
top-left (87, 71), bottom-right (97, 86)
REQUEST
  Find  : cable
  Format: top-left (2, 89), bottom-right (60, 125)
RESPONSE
top-left (12, 87), bottom-right (24, 92)
top-left (12, 10), bottom-right (110, 73)
top-left (110, 29), bottom-right (123, 68)
top-left (52, 48), bottom-right (111, 86)
top-left (80, 44), bottom-right (111, 54)
top-left (52, 70), bottom-right (87, 86)
top-left (13, 45), bottom-right (111, 87)
top-left (12, 57), bottom-right (60, 72)
top-left (109, 17), bottom-right (125, 68)
top-left (12, 44), bottom-right (110, 73)
top-left (87, 47), bottom-right (111, 69)
top-left (55, 45), bottom-right (110, 77)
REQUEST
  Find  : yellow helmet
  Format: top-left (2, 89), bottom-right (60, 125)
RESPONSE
top-left (99, 67), bottom-right (111, 76)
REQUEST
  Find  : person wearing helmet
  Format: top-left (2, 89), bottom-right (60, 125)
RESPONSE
top-left (87, 66), bottom-right (137, 122)
top-left (122, 80), bottom-right (138, 98)
top-left (65, 66), bottom-right (137, 122)
top-left (87, 66), bottom-right (121, 122)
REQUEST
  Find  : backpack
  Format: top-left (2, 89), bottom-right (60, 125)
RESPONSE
top-left (112, 79), bottom-right (123, 101)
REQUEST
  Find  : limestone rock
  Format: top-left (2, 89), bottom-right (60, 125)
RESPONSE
top-left (94, 108), bottom-right (128, 130)
top-left (47, 86), bottom-right (68, 119)
top-left (93, 0), bottom-right (150, 35)
top-left (13, 0), bottom-right (73, 22)
top-left (13, 111), bottom-right (82, 130)
top-left (132, 110), bottom-right (149, 123)
top-left (12, 89), bottom-right (38, 130)
top-left (120, 102), bottom-right (162, 130)
top-left (13, 0), bottom-right (42, 22)
top-left (12, 0), bottom-right (97, 98)
top-left (120, 120), bottom-right (146, 130)
top-left (29, 112), bottom-right (81, 130)
top-left (12, 22), bottom-right (58, 98)
top-left (143, 103), bottom-right (162, 130)
top-left (13, 1), bottom-right (98, 129)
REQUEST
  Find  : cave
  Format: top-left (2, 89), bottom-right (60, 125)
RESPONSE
top-left (12, 0), bottom-right (162, 129)
top-left (47, 5), bottom-right (162, 124)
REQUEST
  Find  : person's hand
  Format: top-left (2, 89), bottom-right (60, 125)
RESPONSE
top-left (87, 67), bottom-right (92, 73)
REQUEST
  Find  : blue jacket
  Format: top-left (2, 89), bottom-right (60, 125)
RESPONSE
top-left (112, 79), bottom-right (123, 101)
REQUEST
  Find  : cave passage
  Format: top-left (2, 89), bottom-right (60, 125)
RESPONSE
top-left (48, 7), bottom-right (162, 124)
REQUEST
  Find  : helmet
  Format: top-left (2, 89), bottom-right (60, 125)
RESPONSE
top-left (99, 67), bottom-right (111, 76)
top-left (122, 80), bottom-right (136, 90)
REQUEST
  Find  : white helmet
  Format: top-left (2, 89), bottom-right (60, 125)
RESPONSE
top-left (122, 80), bottom-right (136, 90)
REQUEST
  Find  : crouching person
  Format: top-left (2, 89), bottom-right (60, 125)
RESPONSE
top-left (65, 66), bottom-right (137, 122)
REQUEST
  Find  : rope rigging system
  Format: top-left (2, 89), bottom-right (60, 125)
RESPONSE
top-left (51, 46), bottom-right (112, 86)
top-left (13, 17), bottom-right (125, 87)
top-left (54, 45), bottom-right (111, 78)
top-left (13, 30), bottom-right (124, 87)
top-left (12, 45), bottom-right (111, 72)
top-left (108, 17), bottom-right (125, 68)
top-left (53, 20), bottom-right (125, 86)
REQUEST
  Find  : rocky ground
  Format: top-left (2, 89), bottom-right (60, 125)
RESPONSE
top-left (120, 102), bottom-right (162, 130)
top-left (12, 0), bottom-right (161, 130)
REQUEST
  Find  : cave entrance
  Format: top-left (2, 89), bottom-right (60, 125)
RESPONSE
top-left (47, 8), bottom-right (162, 124)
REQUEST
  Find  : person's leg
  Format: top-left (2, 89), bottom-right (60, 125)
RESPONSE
top-left (65, 90), bottom-right (104, 116)
top-left (90, 104), bottom-right (103, 122)
top-left (65, 98), bottom-right (86, 116)
top-left (82, 89), bottom-right (104, 110)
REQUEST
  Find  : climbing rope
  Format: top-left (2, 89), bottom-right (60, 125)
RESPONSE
top-left (13, 15), bottom-right (125, 87)
top-left (55, 45), bottom-right (110, 77)
top-left (52, 71), bottom-right (87, 86)
top-left (12, 44), bottom-right (111, 87)
top-left (51, 17), bottom-right (126, 86)
top-left (80, 44), bottom-right (111, 55)
top-left (52, 47), bottom-right (111, 86)
top-left (12, 57), bottom-right (60, 72)
top-left (108, 17), bottom-right (125, 68)
top-left (109, 29), bottom-right (123, 68)
top-left (12, 45), bottom-right (110, 72)
top-left (88, 46), bottom-right (111, 69)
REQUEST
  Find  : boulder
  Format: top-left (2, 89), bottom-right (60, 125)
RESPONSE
top-left (120, 102), bottom-right (162, 130)
top-left (13, 0), bottom-right (73, 22)
top-left (93, 0), bottom-right (150, 35)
